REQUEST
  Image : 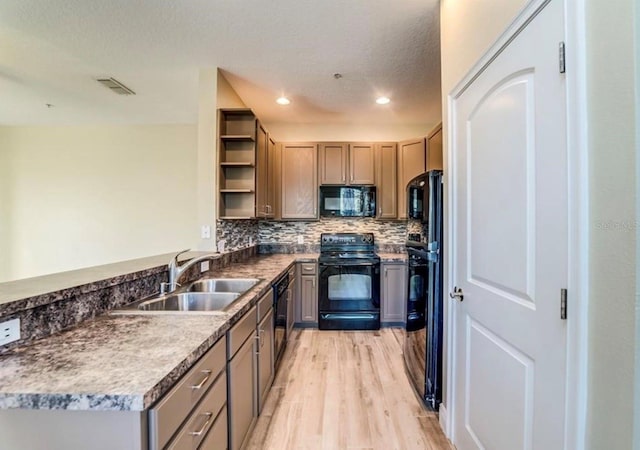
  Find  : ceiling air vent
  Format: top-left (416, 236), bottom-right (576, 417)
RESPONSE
top-left (97, 77), bottom-right (136, 95)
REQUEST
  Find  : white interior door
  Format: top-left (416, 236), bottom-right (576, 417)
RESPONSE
top-left (450, 1), bottom-right (568, 449)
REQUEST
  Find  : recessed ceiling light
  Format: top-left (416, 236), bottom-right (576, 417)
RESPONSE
top-left (376, 96), bottom-right (390, 105)
top-left (276, 96), bottom-right (290, 105)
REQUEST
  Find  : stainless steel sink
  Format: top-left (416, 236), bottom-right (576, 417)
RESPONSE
top-left (136, 292), bottom-right (240, 312)
top-left (111, 277), bottom-right (262, 315)
top-left (187, 278), bottom-right (260, 293)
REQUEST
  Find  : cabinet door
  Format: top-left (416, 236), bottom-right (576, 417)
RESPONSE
top-left (266, 137), bottom-right (277, 218)
top-left (228, 334), bottom-right (256, 450)
top-left (375, 143), bottom-right (397, 219)
top-left (255, 123), bottom-right (268, 217)
top-left (426, 123), bottom-right (443, 171)
top-left (300, 275), bottom-right (318, 323)
top-left (280, 143), bottom-right (318, 219)
top-left (319, 143), bottom-right (348, 185)
top-left (381, 263), bottom-right (407, 323)
top-left (349, 143), bottom-right (375, 185)
top-left (257, 308), bottom-right (274, 414)
top-left (397, 138), bottom-right (426, 219)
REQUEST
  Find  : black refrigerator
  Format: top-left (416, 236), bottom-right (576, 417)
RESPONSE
top-left (403, 170), bottom-right (443, 411)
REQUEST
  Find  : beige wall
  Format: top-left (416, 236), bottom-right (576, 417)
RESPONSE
top-left (0, 131), bottom-right (10, 279)
top-left (0, 125), bottom-right (197, 282)
top-left (441, 0), bottom-right (638, 447)
top-left (585, 0), bottom-right (637, 447)
top-left (265, 122), bottom-right (433, 142)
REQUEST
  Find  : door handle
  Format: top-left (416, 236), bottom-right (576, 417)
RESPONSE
top-left (449, 286), bottom-right (464, 302)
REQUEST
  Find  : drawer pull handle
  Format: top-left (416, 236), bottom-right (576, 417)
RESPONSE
top-left (191, 370), bottom-right (212, 390)
top-left (303, 267), bottom-right (314, 271)
top-left (189, 412), bottom-right (213, 436)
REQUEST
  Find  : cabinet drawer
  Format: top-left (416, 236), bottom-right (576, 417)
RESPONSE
top-left (257, 290), bottom-right (273, 322)
top-left (199, 406), bottom-right (228, 450)
top-left (149, 336), bottom-right (226, 450)
top-left (167, 372), bottom-right (227, 450)
top-left (299, 263), bottom-right (316, 275)
top-left (227, 305), bottom-right (257, 359)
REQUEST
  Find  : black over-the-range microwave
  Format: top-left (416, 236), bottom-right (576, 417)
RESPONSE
top-left (319, 186), bottom-right (376, 217)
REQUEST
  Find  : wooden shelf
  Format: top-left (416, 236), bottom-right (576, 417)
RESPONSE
top-left (221, 135), bottom-right (255, 142)
top-left (220, 162), bottom-right (254, 167)
top-left (218, 108), bottom-right (258, 219)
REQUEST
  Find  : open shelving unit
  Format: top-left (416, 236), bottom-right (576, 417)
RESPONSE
top-left (218, 109), bottom-right (257, 219)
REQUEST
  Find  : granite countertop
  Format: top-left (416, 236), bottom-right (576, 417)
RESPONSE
top-left (0, 252), bottom-right (405, 412)
top-left (0, 254), bottom-right (316, 412)
top-left (0, 251), bottom-right (219, 316)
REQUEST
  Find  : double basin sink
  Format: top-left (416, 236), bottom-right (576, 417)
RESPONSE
top-left (114, 278), bottom-right (261, 314)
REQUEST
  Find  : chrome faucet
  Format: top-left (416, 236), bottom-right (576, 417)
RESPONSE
top-left (165, 249), bottom-right (217, 293)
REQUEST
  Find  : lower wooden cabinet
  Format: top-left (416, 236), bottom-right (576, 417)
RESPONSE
top-left (256, 306), bottom-right (274, 414)
top-left (228, 290), bottom-right (275, 450)
top-left (149, 336), bottom-right (227, 450)
top-left (381, 262), bottom-right (407, 324)
top-left (227, 305), bottom-right (257, 450)
top-left (296, 263), bottom-right (318, 324)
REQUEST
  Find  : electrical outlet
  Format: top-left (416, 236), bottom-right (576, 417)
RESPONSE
top-left (201, 225), bottom-right (211, 239)
top-left (297, 235), bottom-right (304, 244)
top-left (0, 318), bottom-right (20, 346)
top-left (200, 261), bottom-right (210, 272)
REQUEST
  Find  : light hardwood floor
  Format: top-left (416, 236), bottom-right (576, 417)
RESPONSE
top-left (246, 328), bottom-right (453, 450)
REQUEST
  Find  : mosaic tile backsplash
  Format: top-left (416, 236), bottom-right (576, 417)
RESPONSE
top-left (216, 219), bottom-right (260, 251)
top-left (258, 217), bottom-right (407, 252)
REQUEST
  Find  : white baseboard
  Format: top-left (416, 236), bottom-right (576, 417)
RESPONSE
top-left (438, 403), bottom-right (449, 437)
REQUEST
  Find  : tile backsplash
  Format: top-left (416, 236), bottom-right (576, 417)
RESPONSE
top-left (259, 217), bottom-right (407, 248)
top-left (216, 219), bottom-right (260, 251)
top-left (217, 217), bottom-right (411, 253)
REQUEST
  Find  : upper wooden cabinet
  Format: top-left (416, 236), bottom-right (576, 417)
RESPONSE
top-left (218, 109), bottom-right (257, 219)
top-left (255, 123), bottom-right (270, 218)
top-left (426, 123), bottom-right (443, 171)
top-left (319, 143), bottom-right (347, 184)
top-left (319, 142), bottom-right (375, 185)
top-left (397, 138), bottom-right (426, 219)
top-left (375, 142), bottom-right (398, 219)
top-left (266, 137), bottom-right (278, 218)
top-left (280, 143), bottom-right (318, 220)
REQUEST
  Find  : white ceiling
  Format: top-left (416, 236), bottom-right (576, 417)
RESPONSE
top-left (0, 0), bottom-right (441, 127)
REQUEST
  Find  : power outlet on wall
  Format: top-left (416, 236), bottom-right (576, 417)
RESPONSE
top-left (297, 235), bottom-right (304, 244)
top-left (0, 318), bottom-right (20, 346)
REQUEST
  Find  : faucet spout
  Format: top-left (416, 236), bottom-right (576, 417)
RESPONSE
top-left (166, 249), bottom-right (217, 293)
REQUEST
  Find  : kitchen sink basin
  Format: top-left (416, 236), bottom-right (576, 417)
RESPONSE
top-left (135, 292), bottom-right (241, 312)
top-left (111, 277), bottom-right (262, 315)
top-left (187, 278), bottom-right (260, 293)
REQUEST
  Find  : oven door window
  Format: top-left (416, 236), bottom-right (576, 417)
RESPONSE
top-left (328, 273), bottom-right (371, 300)
top-left (319, 265), bottom-right (380, 311)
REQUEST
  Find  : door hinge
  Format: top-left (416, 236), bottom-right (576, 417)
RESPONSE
top-left (560, 288), bottom-right (567, 320)
top-left (559, 42), bottom-right (566, 74)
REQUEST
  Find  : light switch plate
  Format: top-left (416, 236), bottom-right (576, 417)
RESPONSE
top-left (201, 225), bottom-right (211, 239)
top-left (0, 318), bottom-right (20, 346)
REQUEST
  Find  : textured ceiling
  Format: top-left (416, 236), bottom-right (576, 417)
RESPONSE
top-left (0, 0), bottom-right (441, 127)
